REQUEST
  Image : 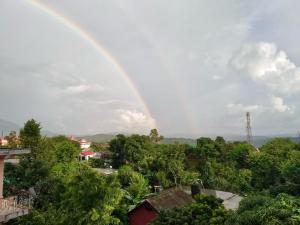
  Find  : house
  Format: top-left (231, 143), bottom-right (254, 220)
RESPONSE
top-left (78, 150), bottom-right (94, 161)
top-left (128, 188), bottom-right (195, 225)
top-left (68, 136), bottom-right (91, 150)
top-left (177, 185), bottom-right (244, 210)
top-left (69, 136), bottom-right (94, 161)
top-left (185, 184), bottom-right (243, 210)
top-left (0, 138), bottom-right (8, 147)
top-left (79, 139), bottom-right (91, 150)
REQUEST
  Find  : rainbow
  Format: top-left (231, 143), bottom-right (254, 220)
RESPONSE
top-left (25, 0), bottom-right (157, 129)
top-left (114, 5), bottom-right (199, 134)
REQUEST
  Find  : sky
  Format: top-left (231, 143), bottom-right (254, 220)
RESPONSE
top-left (0, 0), bottom-right (300, 137)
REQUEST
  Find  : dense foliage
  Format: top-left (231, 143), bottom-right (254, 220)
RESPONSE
top-left (226, 194), bottom-right (300, 225)
top-left (151, 195), bottom-right (230, 225)
top-left (3, 119), bottom-right (300, 225)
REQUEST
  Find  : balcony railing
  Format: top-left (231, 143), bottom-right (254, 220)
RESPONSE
top-left (0, 193), bottom-right (33, 223)
top-left (0, 148), bottom-right (31, 156)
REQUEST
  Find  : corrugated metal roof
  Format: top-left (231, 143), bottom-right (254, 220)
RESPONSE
top-left (200, 189), bottom-right (243, 210)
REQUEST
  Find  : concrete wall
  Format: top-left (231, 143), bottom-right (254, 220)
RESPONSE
top-left (0, 156), bottom-right (4, 199)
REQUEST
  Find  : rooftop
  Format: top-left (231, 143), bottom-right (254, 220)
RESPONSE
top-left (80, 151), bottom-right (93, 156)
top-left (130, 188), bottom-right (195, 213)
top-left (93, 168), bottom-right (117, 176)
top-left (200, 189), bottom-right (243, 210)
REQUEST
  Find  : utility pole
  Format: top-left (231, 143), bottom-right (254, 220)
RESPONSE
top-left (246, 112), bottom-right (253, 144)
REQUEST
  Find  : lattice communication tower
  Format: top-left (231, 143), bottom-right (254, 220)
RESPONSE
top-left (246, 112), bottom-right (253, 144)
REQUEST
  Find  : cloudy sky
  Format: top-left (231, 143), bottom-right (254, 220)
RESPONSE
top-left (1, 0), bottom-right (300, 136)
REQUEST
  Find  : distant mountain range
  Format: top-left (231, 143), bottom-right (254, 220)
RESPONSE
top-left (1, 118), bottom-right (299, 147)
top-left (0, 119), bottom-right (20, 135)
top-left (0, 118), bottom-right (58, 137)
top-left (80, 133), bottom-right (300, 147)
top-left (77, 133), bottom-right (116, 143)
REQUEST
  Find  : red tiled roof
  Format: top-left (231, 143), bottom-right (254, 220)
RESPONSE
top-left (80, 151), bottom-right (93, 156)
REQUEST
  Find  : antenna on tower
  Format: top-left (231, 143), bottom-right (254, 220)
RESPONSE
top-left (246, 112), bottom-right (253, 144)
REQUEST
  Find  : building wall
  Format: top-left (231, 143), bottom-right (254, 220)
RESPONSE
top-left (129, 203), bottom-right (157, 225)
top-left (0, 156), bottom-right (5, 198)
top-left (0, 139), bottom-right (8, 146)
top-left (80, 143), bottom-right (91, 149)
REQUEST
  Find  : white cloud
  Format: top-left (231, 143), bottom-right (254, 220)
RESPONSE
top-left (212, 75), bottom-right (222, 80)
top-left (115, 109), bottom-right (155, 132)
top-left (227, 103), bottom-right (263, 115)
top-left (227, 95), bottom-right (293, 115)
top-left (64, 84), bottom-right (90, 94)
top-left (270, 96), bottom-right (291, 113)
top-left (64, 84), bottom-right (106, 95)
top-left (230, 42), bottom-right (300, 95)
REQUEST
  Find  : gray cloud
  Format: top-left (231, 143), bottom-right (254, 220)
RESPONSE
top-left (0, 0), bottom-right (300, 136)
top-left (230, 42), bottom-right (300, 95)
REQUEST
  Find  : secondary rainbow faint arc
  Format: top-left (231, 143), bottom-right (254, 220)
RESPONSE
top-left (25, 0), bottom-right (157, 129)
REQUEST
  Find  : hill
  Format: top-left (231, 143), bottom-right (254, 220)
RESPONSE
top-left (0, 118), bottom-right (58, 137)
top-left (79, 133), bottom-right (299, 148)
top-left (78, 133), bottom-right (116, 143)
top-left (79, 133), bottom-right (197, 145)
top-left (0, 118), bottom-right (20, 135)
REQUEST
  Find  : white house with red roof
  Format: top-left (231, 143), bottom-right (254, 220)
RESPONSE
top-left (69, 136), bottom-right (94, 161)
top-left (78, 150), bottom-right (94, 161)
top-left (79, 139), bottom-right (91, 150)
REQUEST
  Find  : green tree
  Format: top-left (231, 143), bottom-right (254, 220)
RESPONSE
top-left (196, 137), bottom-right (217, 160)
top-left (249, 152), bottom-right (279, 189)
top-left (214, 136), bottom-right (230, 163)
top-left (58, 164), bottom-right (124, 225)
top-left (260, 138), bottom-right (297, 162)
top-left (35, 137), bottom-right (57, 166)
top-left (123, 135), bottom-right (151, 168)
top-left (281, 150), bottom-right (300, 185)
top-left (89, 158), bottom-right (105, 168)
top-left (14, 163), bottom-right (124, 225)
top-left (55, 140), bottom-right (81, 163)
top-left (230, 143), bottom-right (254, 169)
top-left (110, 134), bottom-right (152, 169)
top-left (151, 194), bottom-right (230, 225)
top-left (109, 134), bottom-right (127, 168)
top-left (117, 165), bottom-right (149, 211)
top-left (226, 194), bottom-right (300, 225)
top-left (149, 129), bottom-right (163, 143)
top-left (152, 144), bottom-right (198, 187)
top-left (19, 119), bottom-right (42, 155)
top-left (276, 150), bottom-right (300, 195)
